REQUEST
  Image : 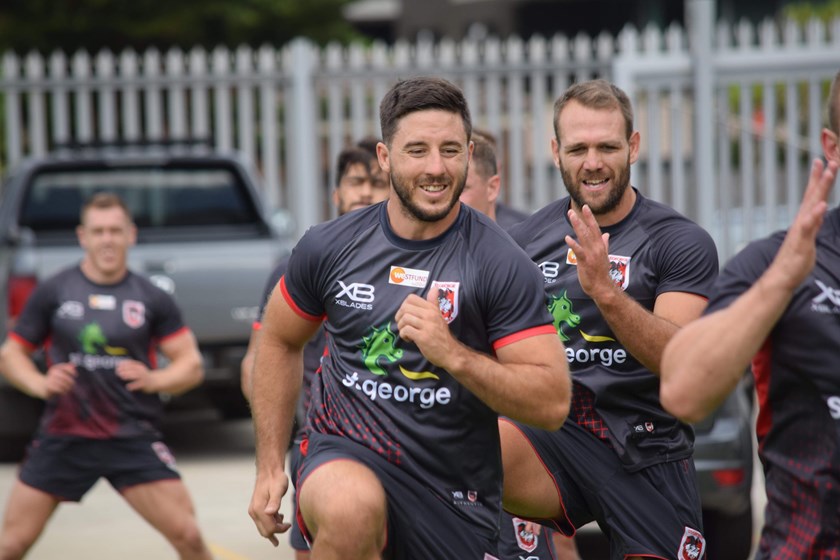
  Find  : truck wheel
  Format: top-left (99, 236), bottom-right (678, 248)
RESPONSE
top-left (702, 505), bottom-right (754, 560)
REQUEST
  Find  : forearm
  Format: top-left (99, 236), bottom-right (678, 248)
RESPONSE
top-left (445, 337), bottom-right (570, 430)
top-left (661, 271), bottom-right (793, 422)
top-left (595, 289), bottom-right (677, 375)
top-left (252, 344), bottom-right (302, 471)
top-left (149, 354), bottom-right (203, 395)
top-left (0, 344), bottom-right (47, 399)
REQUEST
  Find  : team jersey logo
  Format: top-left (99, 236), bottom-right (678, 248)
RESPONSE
top-left (548, 290), bottom-right (580, 342)
top-left (565, 250), bottom-right (631, 291)
top-left (678, 527), bottom-right (705, 560)
top-left (431, 281), bottom-right (459, 324)
top-left (512, 517), bottom-right (538, 553)
top-left (389, 266), bottom-right (430, 288)
top-left (811, 279), bottom-right (840, 315)
top-left (123, 300), bottom-right (146, 328)
top-left (88, 294), bottom-right (116, 310)
top-left (77, 322), bottom-right (128, 356)
top-left (57, 300), bottom-right (84, 319)
top-left (358, 323), bottom-right (439, 381)
top-left (608, 255), bottom-right (630, 290)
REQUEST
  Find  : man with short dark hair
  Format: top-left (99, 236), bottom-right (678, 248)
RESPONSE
top-left (0, 193), bottom-right (211, 560)
top-left (248, 76), bottom-right (570, 559)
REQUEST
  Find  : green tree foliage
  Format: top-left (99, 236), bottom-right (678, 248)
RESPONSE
top-left (0, 0), bottom-right (364, 54)
top-left (782, 0), bottom-right (840, 23)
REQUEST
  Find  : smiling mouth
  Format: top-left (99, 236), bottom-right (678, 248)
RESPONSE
top-left (582, 178), bottom-right (608, 188)
top-left (420, 184), bottom-right (447, 193)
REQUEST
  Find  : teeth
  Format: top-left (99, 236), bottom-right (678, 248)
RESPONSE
top-left (421, 185), bottom-right (445, 192)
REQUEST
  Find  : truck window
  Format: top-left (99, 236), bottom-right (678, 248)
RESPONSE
top-left (19, 164), bottom-right (260, 233)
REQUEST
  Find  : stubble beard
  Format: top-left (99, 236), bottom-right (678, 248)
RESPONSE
top-left (560, 155), bottom-right (632, 215)
top-left (391, 170), bottom-right (467, 223)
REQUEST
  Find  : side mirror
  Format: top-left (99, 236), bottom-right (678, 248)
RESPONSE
top-left (269, 208), bottom-right (297, 240)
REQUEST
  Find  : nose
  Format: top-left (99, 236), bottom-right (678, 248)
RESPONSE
top-left (425, 150), bottom-right (446, 175)
top-left (583, 148), bottom-right (602, 170)
top-left (358, 180), bottom-right (374, 201)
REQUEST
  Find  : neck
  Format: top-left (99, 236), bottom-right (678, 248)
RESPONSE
top-left (385, 199), bottom-right (460, 240)
top-left (80, 259), bottom-right (127, 285)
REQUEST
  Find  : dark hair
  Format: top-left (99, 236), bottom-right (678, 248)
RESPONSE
top-left (553, 79), bottom-right (634, 141)
top-left (470, 131), bottom-right (498, 179)
top-left (355, 136), bottom-right (381, 157)
top-left (80, 192), bottom-right (132, 224)
top-left (336, 146), bottom-right (377, 187)
top-left (379, 76), bottom-right (472, 146)
top-left (829, 71), bottom-right (840, 135)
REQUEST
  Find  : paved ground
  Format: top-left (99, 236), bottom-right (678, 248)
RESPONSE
top-left (0, 409), bottom-right (764, 560)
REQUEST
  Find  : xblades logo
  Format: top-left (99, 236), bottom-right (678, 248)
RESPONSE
top-left (813, 280), bottom-right (840, 306)
top-left (811, 279), bottom-right (840, 315)
top-left (335, 280), bottom-right (374, 310)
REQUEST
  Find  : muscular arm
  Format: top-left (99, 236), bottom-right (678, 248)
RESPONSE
top-left (147, 329), bottom-right (204, 395)
top-left (566, 205), bottom-right (708, 374)
top-left (396, 292), bottom-right (570, 430)
top-left (661, 158), bottom-right (838, 423)
top-left (249, 286), bottom-right (321, 545)
top-left (0, 337), bottom-right (76, 399)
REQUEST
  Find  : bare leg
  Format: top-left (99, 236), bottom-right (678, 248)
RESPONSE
top-left (499, 419), bottom-right (563, 519)
top-left (0, 481), bottom-right (61, 560)
top-left (298, 459), bottom-right (386, 560)
top-left (121, 479), bottom-right (212, 560)
top-left (552, 532), bottom-right (581, 560)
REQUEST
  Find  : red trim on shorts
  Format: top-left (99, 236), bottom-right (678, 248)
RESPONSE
top-left (498, 417), bottom-right (575, 537)
top-left (493, 324), bottom-right (557, 351)
top-left (8, 332), bottom-right (38, 351)
top-left (752, 338), bottom-right (773, 446)
top-left (280, 276), bottom-right (325, 322)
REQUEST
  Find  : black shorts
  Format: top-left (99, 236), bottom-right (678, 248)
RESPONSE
top-left (297, 432), bottom-right (500, 560)
top-left (19, 436), bottom-right (181, 502)
top-left (288, 438), bottom-right (309, 552)
top-left (505, 419), bottom-right (705, 560)
top-left (497, 512), bottom-right (558, 560)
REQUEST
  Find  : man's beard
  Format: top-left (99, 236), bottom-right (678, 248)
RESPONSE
top-left (561, 155), bottom-right (631, 215)
top-left (391, 169), bottom-right (467, 223)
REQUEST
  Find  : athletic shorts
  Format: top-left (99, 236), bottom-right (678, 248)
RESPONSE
top-left (19, 436), bottom-right (181, 502)
top-left (503, 419), bottom-right (705, 560)
top-left (497, 511), bottom-right (558, 560)
top-left (288, 438), bottom-right (309, 552)
top-left (297, 432), bottom-right (500, 560)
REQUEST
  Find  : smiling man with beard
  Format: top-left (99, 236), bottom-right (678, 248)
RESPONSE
top-left (499, 79), bottom-right (719, 560)
top-left (248, 76), bottom-right (571, 559)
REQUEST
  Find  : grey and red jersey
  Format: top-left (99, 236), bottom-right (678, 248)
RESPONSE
top-left (281, 201), bottom-right (555, 534)
top-left (508, 190), bottom-right (718, 470)
top-left (11, 266), bottom-right (188, 440)
top-left (706, 207), bottom-right (840, 556)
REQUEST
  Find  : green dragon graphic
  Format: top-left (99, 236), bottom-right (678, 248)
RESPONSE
top-left (77, 322), bottom-right (128, 355)
top-left (548, 290), bottom-right (581, 342)
top-left (360, 323), bottom-right (404, 376)
top-left (78, 322), bottom-right (108, 353)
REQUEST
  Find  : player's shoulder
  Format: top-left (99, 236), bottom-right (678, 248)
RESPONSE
top-left (506, 198), bottom-right (569, 246)
top-left (300, 203), bottom-right (382, 249)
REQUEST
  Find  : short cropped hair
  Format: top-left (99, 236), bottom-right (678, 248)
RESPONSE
top-left (336, 146), bottom-right (377, 187)
top-left (80, 192), bottom-right (132, 224)
top-left (379, 76), bottom-right (472, 146)
top-left (470, 132), bottom-right (498, 179)
top-left (553, 79), bottom-right (634, 141)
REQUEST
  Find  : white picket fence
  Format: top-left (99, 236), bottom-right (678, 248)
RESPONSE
top-left (1, 0), bottom-right (838, 259)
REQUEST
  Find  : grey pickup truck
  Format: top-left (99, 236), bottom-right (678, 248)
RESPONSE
top-left (0, 142), bottom-right (294, 459)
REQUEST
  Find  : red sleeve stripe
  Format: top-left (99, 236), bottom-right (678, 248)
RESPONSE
top-left (8, 332), bottom-right (38, 351)
top-left (280, 276), bottom-right (325, 322)
top-left (252, 321), bottom-right (262, 331)
top-left (159, 326), bottom-right (191, 343)
top-left (493, 324), bottom-right (557, 350)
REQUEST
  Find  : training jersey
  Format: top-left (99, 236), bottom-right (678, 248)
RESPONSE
top-left (11, 266), bottom-right (188, 440)
top-left (705, 207), bottom-right (840, 555)
top-left (255, 256), bottom-right (325, 433)
top-left (281, 201), bottom-right (555, 536)
top-left (508, 190), bottom-right (718, 470)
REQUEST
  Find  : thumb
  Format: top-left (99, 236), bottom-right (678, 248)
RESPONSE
top-left (264, 493), bottom-right (281, 515)
top-left (426, 288), bottom-right (439, 306)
